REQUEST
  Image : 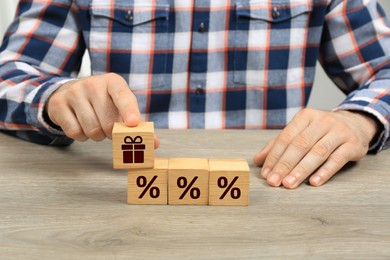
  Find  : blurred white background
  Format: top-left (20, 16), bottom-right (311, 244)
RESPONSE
top-left (1, 0), bottom-right (390, 110)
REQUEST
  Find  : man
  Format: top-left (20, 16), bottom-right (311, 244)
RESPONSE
top-left (1, 0), bottom-right (389, 189)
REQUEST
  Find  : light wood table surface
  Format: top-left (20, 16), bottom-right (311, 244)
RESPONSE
top-left (1, 129), bottom-right (390, 259)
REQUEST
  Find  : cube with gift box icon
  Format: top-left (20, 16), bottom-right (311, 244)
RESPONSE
top-left (112, 122), bottom-right (154, 169)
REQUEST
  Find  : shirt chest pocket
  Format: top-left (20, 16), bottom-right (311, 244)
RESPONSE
top-left (89, 1), bottom-right (170, 90)
top-left (234, 0), bottom-right (312, 88)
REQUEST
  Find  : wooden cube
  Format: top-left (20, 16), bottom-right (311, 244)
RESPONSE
top-left (127, 158), bottom-right (168, 205)
top-left (112, 122), bottom-right (154, 169)
top-left (168, 158), bottom-right (209, 205)
top-left (208, 159), bottom-right (250, 206)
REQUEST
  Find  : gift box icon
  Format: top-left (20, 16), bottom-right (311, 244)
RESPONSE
top-left (122, 136), bottom-right (145, 164)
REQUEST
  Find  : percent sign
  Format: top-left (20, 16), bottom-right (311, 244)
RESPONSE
top-left (136, 176), bottom-right (160, 199)
top-left (177, 176), bottom-right (201, 199)
top-left (218, 176), bottom-right (241, 199)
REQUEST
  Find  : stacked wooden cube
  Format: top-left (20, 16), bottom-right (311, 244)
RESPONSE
top-left (112, 122), bottom-right (250, 206)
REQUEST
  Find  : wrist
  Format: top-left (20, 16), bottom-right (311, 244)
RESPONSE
top-left (42, 80), bottom-right (75, 132)
top-left (335, 110), bottom-right (381, 145)
top-left (43, 102), bottom-right (62, 131)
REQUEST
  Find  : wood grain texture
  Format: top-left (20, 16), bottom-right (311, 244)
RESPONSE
top-left (1, 130), bottom-right (390, 259)
top-left (208, 159), bottom-right (250, 206)
top-left (112, 122), bottom-right (154, 169)
top-left (128, 158), bottom-right (168, 205)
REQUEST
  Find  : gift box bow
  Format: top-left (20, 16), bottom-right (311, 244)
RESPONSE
top-left (122, 136), bottom-right (145, 150)
top-left (124, 136), bottom-right (143, 144)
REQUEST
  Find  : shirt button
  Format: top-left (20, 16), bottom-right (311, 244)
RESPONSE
top-left (198, 22), bottom-right (206, 33)
top-left (272, 7), bottom-right (280, 19)
top-left (195, 85), bottom-right (204, 95)
top-left (125, 10), bottom-right (133, 20)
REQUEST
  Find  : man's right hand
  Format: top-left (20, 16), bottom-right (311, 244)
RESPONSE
top-left (46, 73), bottom-right (141, 142)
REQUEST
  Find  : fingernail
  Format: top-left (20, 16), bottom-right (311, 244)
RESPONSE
top-left (311, 175), bottom-right (321, 186)
top-left (268, 173), bottom-right (281, 186)
top-left (261, 167), bottom-right (271, 179)
top-left (284, 175), bottom-right (297, 187)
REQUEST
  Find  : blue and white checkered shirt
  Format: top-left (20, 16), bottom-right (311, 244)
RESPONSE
top-left (1, 0), bottom-right (390, 149)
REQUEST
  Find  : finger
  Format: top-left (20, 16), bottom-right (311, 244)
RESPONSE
top-left (261, 114), bottom-right (311, 180)
top-left (309, 144), bottom-right (357, 187)
top-left (52, 105), bottom-right (88, 142)
top-left (267, 122), bottom-right (330, 187)
top-left (154, 134), bottom-right (160, 149)
top-left (73, 100), bottom-right (106, 141)
top-left (107, 75), bottom-right (141, 127)
top-left (89, 91), bottom-right (121, 139)
top-left (253, 139), bottom-right (275, 167)
top-left (281, 131), bottom-right (345, 189)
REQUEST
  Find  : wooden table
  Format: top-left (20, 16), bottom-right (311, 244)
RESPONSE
top-left (1, 129), bottom-right (390, 259)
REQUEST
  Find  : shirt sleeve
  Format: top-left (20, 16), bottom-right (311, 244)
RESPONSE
top-left (0, 0), bottom-right (85, 145)
top-left (320, 0), bottom-right (390, 152)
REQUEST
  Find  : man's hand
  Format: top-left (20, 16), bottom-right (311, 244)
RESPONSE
top-left (253, 108), bottom-right (380, 189)
top-left (46, 73), bottom-right (159, 146)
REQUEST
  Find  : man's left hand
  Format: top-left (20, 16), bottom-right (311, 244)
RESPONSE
top-left (253, 108), bottom-right (380, 189)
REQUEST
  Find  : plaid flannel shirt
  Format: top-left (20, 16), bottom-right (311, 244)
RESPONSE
top-left (1, 0), bottom-right (390, 149)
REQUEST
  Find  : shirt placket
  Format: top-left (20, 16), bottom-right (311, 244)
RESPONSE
top-left (188, 1), bottom-right (210, 128)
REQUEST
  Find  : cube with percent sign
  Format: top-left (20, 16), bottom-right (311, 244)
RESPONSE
top-left (168, 158), bottom-right (209, 205)
top-left (128, 158), bottom-right (168, 205)
top-left (208, 159), bottom-right (250, 206)
top-left (112, 122), bottom-right (154, 169)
